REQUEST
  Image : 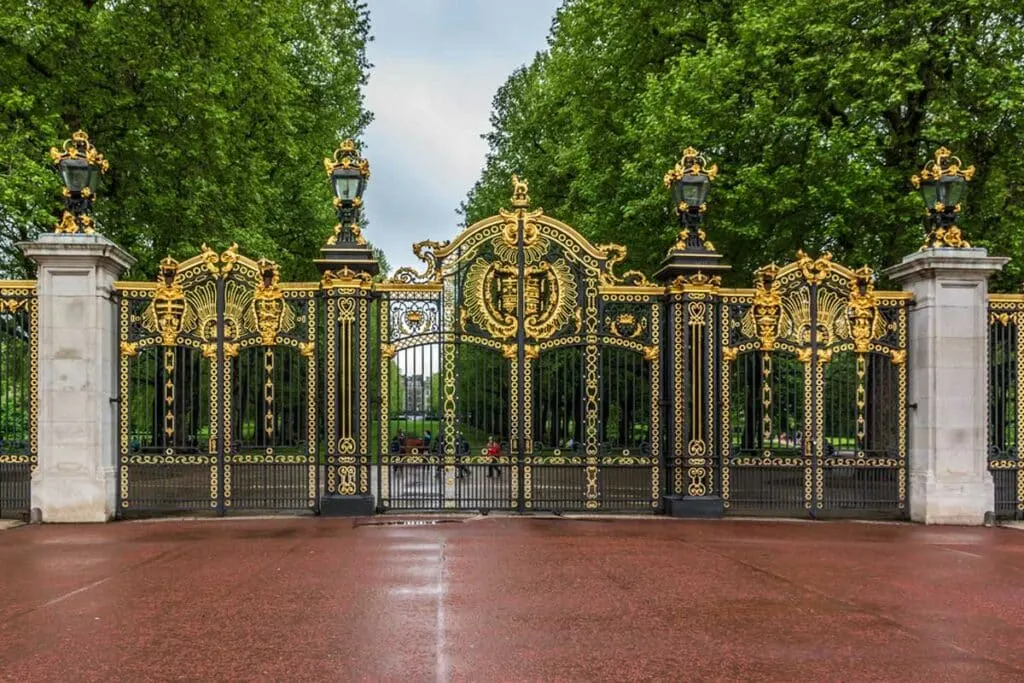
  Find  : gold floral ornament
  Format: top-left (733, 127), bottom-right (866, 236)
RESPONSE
top-left (251, 258), bottom-right (294, 346)
top-left (743, 263), bottom-right (784, 351)
top-left (846, 265), bottom-right (886, 353)
top-left (49, 130), bottom-right (109, 234)
top-left (323, 139), bottom-right (370, 246)
top-left (911, 146), bottom-right (975, 249)
top-left (144, 256), bottom-right (190, 346)
top-left (663, 146), bottom-right (718, 253)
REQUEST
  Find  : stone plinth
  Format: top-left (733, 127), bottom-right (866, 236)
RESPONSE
top-left (20, 234), bottom-right (135, 522)
top-left (885, 248), bottom-right (1008, 525)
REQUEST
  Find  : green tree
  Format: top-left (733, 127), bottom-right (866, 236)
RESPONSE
top-left (463, 0), bottom-right (1024, 289)
top-left (0, 0), bottom-right (374, 280)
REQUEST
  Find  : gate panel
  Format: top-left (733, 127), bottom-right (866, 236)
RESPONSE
top-left (724, 350), bottom-right (808, 514)
top-left (374, 182), bottom-right (661, 513)
top-left (225, 278), bottom-right (317, 512)
top-left (118, 265), bottom-right (218, 514)
top-left (117, 246), bottom-right (318, 516)
top-left (0, 281), bottom-right (36, 520)
top-left (529, 345), bottom-right (587, 510)
top-left (719, 253), bottom-right (909, 518)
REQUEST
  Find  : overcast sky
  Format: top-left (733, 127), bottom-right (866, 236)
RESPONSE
top-left (360, 0), bottom-right (561, 273)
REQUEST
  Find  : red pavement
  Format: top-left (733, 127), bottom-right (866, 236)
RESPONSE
top-left (1, 516), bottom-right (1024, 682)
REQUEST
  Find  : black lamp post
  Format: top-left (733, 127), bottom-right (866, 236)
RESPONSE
top-left (49, 130), bottom-right (109, 234)
top-left (911, 146), bottom-right (974, 249)
top-left (663, 147), bottom-right (717, 251)
top-left (323, 139), bottom-right (370, 246)
top-left (654, 146), bottom-right (730, 285)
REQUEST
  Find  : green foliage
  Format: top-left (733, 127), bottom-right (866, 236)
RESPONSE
top-left (0, 0), bottom-right (374, 280)
top-left (462, 0), bottom-right (1024, 290)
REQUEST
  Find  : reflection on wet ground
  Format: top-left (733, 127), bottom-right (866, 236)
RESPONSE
top-left (2, 516), bottom-right (1024, 681)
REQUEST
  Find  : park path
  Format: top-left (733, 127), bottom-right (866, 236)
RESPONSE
top-left (2, 516), bottom-right (1024, 682)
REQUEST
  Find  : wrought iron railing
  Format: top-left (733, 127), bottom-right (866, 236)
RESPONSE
top-left (0, 280), bottom-right (37, 520)
top-left (988, 295), bottom-right (1024, 519)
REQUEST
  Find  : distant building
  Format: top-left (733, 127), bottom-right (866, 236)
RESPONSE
top-left (404, 374), bottom-right (431, 415)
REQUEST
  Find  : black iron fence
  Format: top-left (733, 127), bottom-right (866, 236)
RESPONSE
top-left (989, 297), bottom-right (1024, 519)
top-left (0, 281), bottom-right (36, 520)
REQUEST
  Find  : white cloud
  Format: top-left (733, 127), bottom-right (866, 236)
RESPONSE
top-left (358, 1), bottom-right (560, 271)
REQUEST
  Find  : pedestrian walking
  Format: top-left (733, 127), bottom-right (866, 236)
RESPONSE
top-left (486, 437), bottom-right (501, 478)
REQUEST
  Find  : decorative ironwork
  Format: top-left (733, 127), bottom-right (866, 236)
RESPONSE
top-left (0, 281), bottom-right (37, 520)
top-left (115, 247), bottom-right (317, 516)
top-left (911, 146), bottom-right (975, 249)
top-left (988, 294), bottom-right (1024, 519)
top-left (374, 176), bottom-right (660, 513)
top-left (49, 130), bottom-right (109, 234)
top-left (719, 253), bottom-right (910, 517)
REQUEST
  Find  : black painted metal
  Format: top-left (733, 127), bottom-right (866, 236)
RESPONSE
top-left (988, 309), bottom-right (1022, 520)
top-left (515, 214), bottom-right (527, 512)
top-left (118, 263), bottom-right (317, 517)
top-left (0, 293), bottom-right (33, 520)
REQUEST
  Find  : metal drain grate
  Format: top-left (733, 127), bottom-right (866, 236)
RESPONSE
top-left (353, 518), bottom-right (466, 528)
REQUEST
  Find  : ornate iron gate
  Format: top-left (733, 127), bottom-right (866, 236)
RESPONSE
top-left (373, 183), bottom-right (661, 512)
top-left (0, 281), bottom-right (36, 520)
top-left (718, 253), bottom-right (910, 517)
top-left (116, 246), bottom-right (318, 515)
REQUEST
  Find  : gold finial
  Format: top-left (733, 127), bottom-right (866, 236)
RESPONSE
top-left (324, 138), bottom-right (370, 179)
top-left (511, 175), bottom-right (530, 208)
top-left (663, 146), bottom-right (717, 188)
top-left (910, 146), bottom-right (974, 189)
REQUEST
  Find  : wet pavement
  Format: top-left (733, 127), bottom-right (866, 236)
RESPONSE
top-left (2, 517), bottom-right (1024, 682)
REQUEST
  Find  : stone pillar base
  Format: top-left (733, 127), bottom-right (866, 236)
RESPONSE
top-left (909, 472), bottom-right (995, 525)
top-left (34, 466), bottom-right (118, 523)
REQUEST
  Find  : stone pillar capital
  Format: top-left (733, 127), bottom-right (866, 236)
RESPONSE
top-left (884, 247), bottom-right (1009, 285)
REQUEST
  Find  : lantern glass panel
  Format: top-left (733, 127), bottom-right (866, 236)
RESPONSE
top-left (920, 181), bottom-right (938, 211)
top-left (332, 173), bottom-right (361, 202)
top-left (681, 175), bottom-right (709, 207)
top-left (61, 158), bottom-right (94, 193)
top-left (940, 175), bottom-right (966, 208)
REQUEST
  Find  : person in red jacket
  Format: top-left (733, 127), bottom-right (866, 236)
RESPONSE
top-left (486, 437), bottom-right (501, 478)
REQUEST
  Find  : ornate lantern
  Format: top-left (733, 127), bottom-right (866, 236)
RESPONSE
top-left (323, 139), bottom-right (370, 246)
top-left (663, 147), bottom-right (718, 250)
top-left (911, 146), bottom-right (975, 249)
top-left (49, 130), bottom-right (109, 234)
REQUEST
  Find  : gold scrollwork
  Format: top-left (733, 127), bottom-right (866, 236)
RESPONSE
top-left (389, 240), bottom-right (449, 284)
top-left (605, 312), bottom-right (647, 339)
top-left (598, 242), bottom-right (653, 287)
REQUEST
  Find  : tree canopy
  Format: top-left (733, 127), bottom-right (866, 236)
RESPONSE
top-left (461, 0), bottom-right (1024, 289)
top-left (0, 0), bottom-right (374, 280)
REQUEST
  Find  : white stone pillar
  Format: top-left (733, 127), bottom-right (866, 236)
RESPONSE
top-left (20, 234), bottom-right (135, 522)
top-left (885, 248), bottom-right (1008, 525)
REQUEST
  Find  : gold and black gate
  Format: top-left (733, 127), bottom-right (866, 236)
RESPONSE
top-left (0, 281), bottom-right (36, 520)
top-left (373, 181), bottom-right (662, 512)
top-left (116, 245), bottom-right (318, 515)
top-left (717, 253), bottom-right (910, 517)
